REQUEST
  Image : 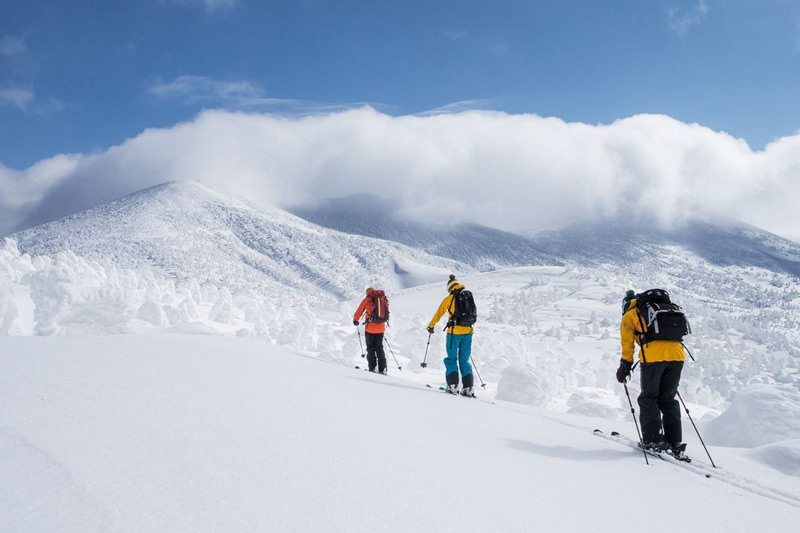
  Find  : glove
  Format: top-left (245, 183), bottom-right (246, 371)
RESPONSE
top-left (616, 359), bottom-right (633, 383)
top-left (426, 327), bottom-right (435, 334)
top-left (353, 320), bottom-right (359, 326)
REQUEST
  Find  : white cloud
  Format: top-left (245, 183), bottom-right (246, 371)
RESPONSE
top-left (202, 0), bottom-right (238, 9)
top-left (4, 108), bottom-right (800, 243)
top-left (0, 154), bottom-right (81, 233)
top-left (147, 75), bottom-right (293, 108)
top-left (162, 0), bottom-right (239, 12)
top-left (668, 0), bottom-right (710, 36)
top-left (417, 100), bottom-right (496, 116)
top-left (444, 30), bottom-right (468, 41)
top-left (0, 86), bottom-right (34, 111)
top-left (0, 86), bottom-right (63, 115)
top-left (0, 35), bottom-right (27, 57)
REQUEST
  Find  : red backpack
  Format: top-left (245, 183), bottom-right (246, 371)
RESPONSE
top-left (367, 289), bottom-right (390, 324)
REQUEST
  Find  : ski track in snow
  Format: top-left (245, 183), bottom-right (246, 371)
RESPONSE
top-left (589, 429), bottom-right (800, 509)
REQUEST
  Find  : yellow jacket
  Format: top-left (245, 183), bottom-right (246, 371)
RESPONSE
top-left (620, 299), bottom-right (684, 363)
top-left (428, 284), bottom-right (474, 335)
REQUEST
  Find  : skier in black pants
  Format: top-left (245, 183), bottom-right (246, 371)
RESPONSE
top-left (616, 290), bottom-right (686, 457)
top-left (353, 288), bottom-right (388, 374)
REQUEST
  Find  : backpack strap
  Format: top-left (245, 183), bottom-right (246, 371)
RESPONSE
top-left (634, 309), bottom-right (649, 363)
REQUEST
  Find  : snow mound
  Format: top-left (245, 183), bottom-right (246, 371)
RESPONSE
top-left (496, 363), bottom-right (551, 406)
top-left (704, 385), bottom-right (800, 447)
top-left (749, 440), bottom-right (800, 477)
top-left (566, 388), bottom-right (623, 419)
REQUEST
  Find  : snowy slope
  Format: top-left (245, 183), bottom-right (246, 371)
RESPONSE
top-left (2, 182), bottom-right (800, 530)
top-left (289, 193), bottom-right (800, 277)
top-left (11, 181), bottom-right (465, 302)
top-left (2, 182), bottom-right (799, 413)
top-left (528, 219), bottom-right (800, 277)
top-left (289, 193), bottom-right (560, 270)
top-left (1, 335), bottom-right (798, 532)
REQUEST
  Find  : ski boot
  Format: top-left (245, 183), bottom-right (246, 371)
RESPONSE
top-left (665, 442), bottom-right (690, 462)
top-left (445, 384), bottom-right (459, 395)
top-left (460, 386), bottom-right (476, 398)
top-left (641, 440), bottom-right (669, 453)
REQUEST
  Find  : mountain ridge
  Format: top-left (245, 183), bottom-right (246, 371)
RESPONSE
top-left (11, 181), bottom-right (467, 302)
top-left (290, 193), bottom-right (800, 277)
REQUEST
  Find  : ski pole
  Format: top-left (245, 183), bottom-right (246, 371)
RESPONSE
top-left (681, 342), bottom-right (696, 362)
top-left (470, 356), bottom-right (487, 389)
top-left (421, 332), bottom-right (431, 368)
top-left (622, 382), bottom-right (650, 465)
top-left (355, 324), bottom-right (365, 359)
top-left (383, 335), bottom-right (402, 371)
top-left (677, 390), bottom-right (717, 468)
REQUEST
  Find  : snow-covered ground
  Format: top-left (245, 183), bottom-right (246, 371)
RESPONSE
top-left (2, 181), bottom-right (800, 530)
top-left (1, 334), bottom-right (798, 532)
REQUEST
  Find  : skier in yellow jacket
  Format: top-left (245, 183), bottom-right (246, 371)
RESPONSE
top-left (427, 275), bottom-right (476, 396)
top-left (617, 289), bottom-right (686, 456)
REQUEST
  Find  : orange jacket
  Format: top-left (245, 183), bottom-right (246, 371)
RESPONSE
top-left (620, 299), bottom-right (684, 363)
top-left (354, 292), bottom-right (387, 334)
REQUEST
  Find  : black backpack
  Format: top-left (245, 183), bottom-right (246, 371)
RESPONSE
top-left (451, 289), bottom-right (477, 327)
top-left (635, 288), bottom-right (691, 344)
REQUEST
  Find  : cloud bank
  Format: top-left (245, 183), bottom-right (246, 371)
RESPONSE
top-left (2, 107), bottom-right (800, 242)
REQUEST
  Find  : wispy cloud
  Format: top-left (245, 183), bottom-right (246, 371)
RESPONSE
top-left (487, 42), bottom-right (511, 57)
top-left (417, 100), bottom-right (496, 116)
top-left (0, 86), bottom-right (34, 111)
top-left (667, 0), bottom-right (710, 36)
top-left (0, 35), bottom-right (28, 57)
top-left (146, 75), bottom-right (294, 108)
top-left (0, 85), bottom-right (63, 115)
top-left (162, 0), bottom-right (239, 12)
top-left (444, 30), bottom-right (468, 42)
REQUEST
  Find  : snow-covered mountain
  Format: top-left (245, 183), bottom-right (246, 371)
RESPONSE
top-left (3, 181), bottom-right (799, 404)
top-left (290, 193), bottom-right (800, 277)
top-left (528, 219), bottom-right (800, 277)
top-left (289, 193), bottom-right (560, 270)
top-left (12, 182), bottom-right (465, 302)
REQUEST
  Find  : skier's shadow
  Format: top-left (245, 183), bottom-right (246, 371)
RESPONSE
top-left (502, 438), bottom-right (628, 462)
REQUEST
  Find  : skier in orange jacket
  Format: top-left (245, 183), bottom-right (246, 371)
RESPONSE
top-left (353, 288), bottom-right (388, 374)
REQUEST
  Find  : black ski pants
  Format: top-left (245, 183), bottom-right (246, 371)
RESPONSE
top-left (365, 332), bottom-right (386, 373)
top-left (638, 360), bottom-right (683, 444)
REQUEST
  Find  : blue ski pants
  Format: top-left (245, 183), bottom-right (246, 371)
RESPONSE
top-left (444, 332), bottom-right (473, 377)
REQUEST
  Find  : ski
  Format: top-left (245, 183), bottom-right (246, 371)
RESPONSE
top-left (593, 429), bottom-right (715, 478)
top-left (424, 384), bottom-right (494, 404)
top-left (354, 365), bottom-right (388, 375)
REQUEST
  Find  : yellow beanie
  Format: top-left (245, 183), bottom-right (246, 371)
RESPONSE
top-left (447, 275), bottom-right (460, 292)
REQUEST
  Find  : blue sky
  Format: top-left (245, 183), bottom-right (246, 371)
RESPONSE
top-left (2, 1), bottom-right (800, 243)
top-left (2, 0), bottom-right (799, 169)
